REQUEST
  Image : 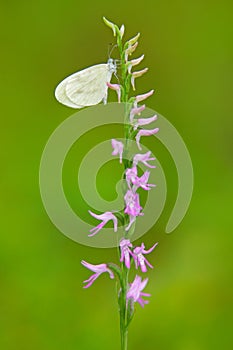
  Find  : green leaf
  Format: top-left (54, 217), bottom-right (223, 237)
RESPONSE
top-left (107, 263), bottom-right (123, 285)
top-left (128, 96), bottom-right (136, 105)
top-left (127, 218), bottom-right (136, 237)
top-left (126, 298), bottom-right (135, 327)
top-left (114, 211), bottom-right (125, 225)
top-left (125, 74), bottom-right (132, 94)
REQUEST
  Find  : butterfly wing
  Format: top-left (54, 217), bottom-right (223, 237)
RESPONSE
top-left (55, 64), bottom-right (113, 108)
top-left (66, 64), bottom-right (112, 107)
top-left (55, 75), bottom-right (82, 108)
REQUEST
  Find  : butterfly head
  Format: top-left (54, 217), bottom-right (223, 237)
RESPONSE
top-left (107, 58), bottom-right (117, 74)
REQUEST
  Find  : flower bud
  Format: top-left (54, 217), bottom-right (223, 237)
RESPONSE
top-left (127, 54), bottom-right (145, 73)
top-left (103, 17), bottom-right (116, 36)
top-left (119, 24), bottom-right (125, 38)
top-left (125, 42), bottom-right (138, 61)
top-left (131, 68), bottom-right (148, 90)
top-left (127, 32), bottom-right (140, 46)
top-left (135, 90), bottom-right (154, 104)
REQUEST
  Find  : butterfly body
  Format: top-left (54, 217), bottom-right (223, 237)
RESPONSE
top-left (55, 59), bottom-right (117, 108)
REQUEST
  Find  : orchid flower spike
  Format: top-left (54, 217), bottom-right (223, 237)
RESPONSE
top-left (107, 82), bottom-right (121, 103)
top-left (131, 68), bottom-right (148, 90)
top-left (133, 242), bottom-right (158, 272)
top-left (81, 260), bottom-right (114, 288)
top-left (136, 128), bottom-right (159, 150)
top-left (127, 275), bottom-right (151, 307)
top-left (133, 151), bottom-right (156, 168)
top-left (111, 139), bottom-right (124, 163)
top-left (88, 211), bottom-right (118, 237)
top-left (119, 238), bottom-right (133, 268)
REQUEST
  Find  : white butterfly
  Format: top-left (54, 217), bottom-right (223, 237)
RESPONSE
top-left (55, 58), bottom-right (117, 109)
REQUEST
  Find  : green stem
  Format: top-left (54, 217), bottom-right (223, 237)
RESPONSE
top-left (120, 263), bottom-right (129, 350)
top-left (117, 30), bottom-right (134, 350)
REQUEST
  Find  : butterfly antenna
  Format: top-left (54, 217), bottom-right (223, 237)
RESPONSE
top-left (108, 43), bottom-right (113, 57)
top-left (108, 43), bottom-right (118, 58)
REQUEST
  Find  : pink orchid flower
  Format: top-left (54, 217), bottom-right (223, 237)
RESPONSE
top-left (133, 115), bottom-right (157, 130)
top-left (81, 260), bottom-right (114, 288)
top-left (107, 82), bottom-right (121, 103)
top-left (136, 128), bottom-right (159, 150)
top-left (119, 238), bottom-right (134, 269)
top-left (111, 139), bottom-right (124, 163)
top-left (88, 211), bottom-right (118, 237)
top-left (127, 275), bottom-right (151, 307)
top-left (130, 104), bottom-right (146, 123)
top-left (133, 151), bottom-right (156, 168)
top-left (133, 242), bottom-right (158, 272)
top-left (124, 190), bottom-right (143, 217)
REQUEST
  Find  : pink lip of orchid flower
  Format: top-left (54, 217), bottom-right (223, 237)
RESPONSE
top-left (88, 211), bottom-right (118, 237)
top-left (107, 82), bottom-right (121, 103)
top-left (127, 275), bottom-right (151, 307)
top-left (81, 260), bottom-right (114, 288)
top-left (136, 127), bottom-right (159, 150)
top-left (111, 139), bottom-right (124, 164)
top-left (133, 242), bottom-right (158, 272)
top-left (133, 151), bottom-right (156, 168)
top-left (119, 238), bottom-right (134, 269)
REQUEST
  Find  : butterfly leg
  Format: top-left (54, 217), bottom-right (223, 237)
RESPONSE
top-left (102, 90), bottom-right (108, 105)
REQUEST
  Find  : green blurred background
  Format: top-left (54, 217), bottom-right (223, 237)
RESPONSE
top-left (1, 0), bottom-right (233, 349)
